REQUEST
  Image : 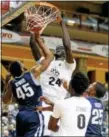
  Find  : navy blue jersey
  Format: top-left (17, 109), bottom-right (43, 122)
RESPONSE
top-left (86, 97), bottom-right (104, 137)
top-left (11, 72), bottom-right (42, 109)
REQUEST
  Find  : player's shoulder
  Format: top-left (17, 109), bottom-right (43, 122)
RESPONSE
top-left (86, 97), bottom-right (101, 103)
top-left (56, 97), bottom-right (78, 106)
top-left (86, 97), bottom-right (103, 108)
top-left (21, 71), bottom-right (30, 78)
top-left (54, 99), bottom-right (67, 107)
top-left (72, 96), bottom-right (91, 104)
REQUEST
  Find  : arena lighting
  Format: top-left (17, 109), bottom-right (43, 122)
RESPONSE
top-left (67, 20), bottom-right (75, 26)
top-left (100, 63), bottom-right (104, 65)
top-left (6, 24), bottom-right (12, 26)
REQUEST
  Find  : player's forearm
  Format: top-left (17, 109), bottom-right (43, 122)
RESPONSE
top-left (48, 123), bottom-right (59, 132)
top-left (42, 106), bottom-right (53, 111)
top-left (35, 37), bottom-right (52, 58)
top-left (30, 33), bottom-right (42, 61)
top-left (61, 20), bottom-right (71, 51)
top-left (61, 21), bottom-right (74, 63)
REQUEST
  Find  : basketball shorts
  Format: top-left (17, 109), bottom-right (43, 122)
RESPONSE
top-left (16, 109), bottom-right (44, 137)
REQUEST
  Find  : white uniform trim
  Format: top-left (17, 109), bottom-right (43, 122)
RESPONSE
top-left (34, 112), bottom-right (44, 137)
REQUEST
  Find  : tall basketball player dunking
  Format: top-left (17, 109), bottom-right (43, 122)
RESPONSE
top-left (30, 19), bottom-right (76, 136)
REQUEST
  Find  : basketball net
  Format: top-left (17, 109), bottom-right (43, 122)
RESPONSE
top-left (25, 2), bottom-right (60, 34)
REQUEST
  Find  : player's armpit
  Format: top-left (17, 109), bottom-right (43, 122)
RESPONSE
top-left (65, 59), bottom-right (76, 71)
top-left (48, 116), bottom-right (59, 132)
top-left (2, 81), bottom-right (13, 104)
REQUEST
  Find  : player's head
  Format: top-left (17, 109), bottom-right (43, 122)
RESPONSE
top-left (55, 45), bottom-right (66, 60)
top-left (87, 82), bottom-right (106, 98)
top-left (70, 72), bottom-right (89, 96)
top-left (9, 61), bottom-right (25, 77)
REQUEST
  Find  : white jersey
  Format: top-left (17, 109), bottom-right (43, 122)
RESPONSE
top-left (52, 97), bottom-right (92, 136)
top-left (40, 58), bottom-right (76, 102)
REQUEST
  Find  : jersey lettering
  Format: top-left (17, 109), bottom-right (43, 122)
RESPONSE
top-left (77, 114), bottom-right (86, 129)
top-left (91, 109), bottom-right (103, 125)
top-left (16, 83), bottom-right (34, 99)
top-left (49, 77), bottom-right (62, 87)
top-left (51, 68), bottom-right (59, 77)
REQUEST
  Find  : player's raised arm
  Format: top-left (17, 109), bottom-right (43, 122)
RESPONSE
top-left (2, 79), bottom-right (13, 104)
top-left (30, 32), bottom-right (42, 61)
top-left (31, 33), bottom-right (54, 76)
top-left (61, 20), bottom-right (74, 63)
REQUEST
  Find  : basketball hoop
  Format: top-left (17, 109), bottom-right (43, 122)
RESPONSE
top-left (25, 2), bottom-right (60, 34)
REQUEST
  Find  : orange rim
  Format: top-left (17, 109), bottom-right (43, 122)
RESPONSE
top-left (35, 2), bottom-right (60, 12)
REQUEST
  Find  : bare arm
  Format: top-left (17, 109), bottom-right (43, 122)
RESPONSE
top-left (40, 96), bottom-right (54, 106)
top-left (61, 20), bottom-right (74, 63)
top-left (31, 34), bottom-right (53, 76)
top-left (35, 96), bottom-right (54, 111)
top-left (30, 33), bottom-right (42, 61)
top-left (48, 116), bottom-right (59, 132)
top-left (48, 101), bottom-right (62, 132)
top-left (2, 81), bottom-right (13, 104)
top-left (35, 106), bottom-right (53, 112)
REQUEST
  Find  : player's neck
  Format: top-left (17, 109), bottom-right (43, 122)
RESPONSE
top-left (71, 93), bottom-right (83, 97)
top-left (15, 71), bottom-right (24, 78)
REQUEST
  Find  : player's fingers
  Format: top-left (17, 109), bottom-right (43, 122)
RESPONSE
top-left (40, 96), bottom-right (47, 101)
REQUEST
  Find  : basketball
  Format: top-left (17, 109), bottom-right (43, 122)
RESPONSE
top-left (27, 14), bottom-right (45, 32)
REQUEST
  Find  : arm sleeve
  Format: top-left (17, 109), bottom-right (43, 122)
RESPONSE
top-left (52, 102), bottom-right (62, 119)
top-left (65, 59), bottom-right (76, 71)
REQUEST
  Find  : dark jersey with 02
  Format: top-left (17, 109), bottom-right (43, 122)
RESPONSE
top-left (86, 97), bottom-right (104, 137)
top-left (11, 72), bottom-right (42, 109)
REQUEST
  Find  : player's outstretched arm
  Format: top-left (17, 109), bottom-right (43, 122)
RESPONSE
top-left (35, 96), bottom-right (54, 112)
top-left (40, 96), bottom-right (54, 106)
top-left (30, 32), bottom-right (42, 61)
top-left (35, 106), bottom-right (53, 112)
top-left (31, 33), bottom-right (54, 76)
top-left (61, 20), bottom-right (74, 63)
top-left (2, 76), bottom-right (13, 104)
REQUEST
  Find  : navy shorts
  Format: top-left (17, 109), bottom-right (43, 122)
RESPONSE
top-left (16, 110), bottom-right (44, 137)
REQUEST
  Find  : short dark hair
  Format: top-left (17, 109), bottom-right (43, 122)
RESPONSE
top-left (95, 82), bottom-right (106, 98)
top-left (70, 72), bottom-right (89, 95)
top-left (9, 61), bottom-right (22, 77)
